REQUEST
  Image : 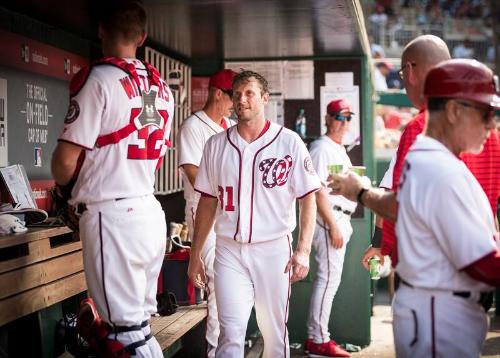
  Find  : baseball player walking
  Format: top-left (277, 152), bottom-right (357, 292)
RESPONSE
top-left (177, 69), bottom-right (236, 357)
top-left (330, 59), bottom-right (500, 357)
top-left (188, 70), bottom-right (321, 357)
top-left (304, 99), bottom-right (355, 358)
top-left (51, 2), bottom-right (174, 357)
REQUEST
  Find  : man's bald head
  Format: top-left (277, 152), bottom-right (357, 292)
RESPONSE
top-left (403, 35), bottom-right (450, 69)
top-left (401, 35), bottom-right (451, 109)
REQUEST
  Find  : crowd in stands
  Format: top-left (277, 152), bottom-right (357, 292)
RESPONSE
top-left (367, 0), bottom-right (495, 66)
top-left (366, 0), bottom-right (496, 151)
top-left (374, 0), bottom-right (490, 20)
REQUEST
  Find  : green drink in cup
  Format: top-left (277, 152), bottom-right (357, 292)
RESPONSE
top-left (369, 257), bottom-right (380, 280)
top-left (350, 166), bottom-right (366, 176)
top-left (327, 164), bottom-right (344, 175)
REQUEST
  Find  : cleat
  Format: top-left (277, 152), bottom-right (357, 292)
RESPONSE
top-left (304, 337), bottom-right (313, 354)
top-left (308, 340), bottom-right (350, 357)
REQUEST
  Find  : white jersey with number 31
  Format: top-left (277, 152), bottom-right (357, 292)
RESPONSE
top-left (195, 121), bottom-right (321, 243)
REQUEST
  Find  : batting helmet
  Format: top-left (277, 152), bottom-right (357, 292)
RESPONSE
top-left (424, 59), bottom-right (500, 108)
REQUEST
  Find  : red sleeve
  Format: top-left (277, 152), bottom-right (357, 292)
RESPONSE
top-left (392, 112), bottom-right (426, 191)
top-left (381, 112), bottom-right (426, 264)
top-left (463, 248), bottom-right (500, 287)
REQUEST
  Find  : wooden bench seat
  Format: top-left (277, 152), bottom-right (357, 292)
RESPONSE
top-left (0, 226), bottom-right (86, 326)
top-left (151, 303), bottom-right (207, 356)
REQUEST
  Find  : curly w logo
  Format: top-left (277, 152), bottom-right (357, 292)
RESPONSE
top-left (259, 155), bottom-right (293, 188)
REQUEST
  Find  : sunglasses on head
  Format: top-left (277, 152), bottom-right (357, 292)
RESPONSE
top-left (331, 113), bottom-right (352, 122)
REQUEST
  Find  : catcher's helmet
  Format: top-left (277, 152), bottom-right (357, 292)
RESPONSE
top-left (424, 59), bottom-right (500, 108)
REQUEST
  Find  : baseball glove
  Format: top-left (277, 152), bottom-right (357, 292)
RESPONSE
top-left (51, 182), bottom-right (80, 232)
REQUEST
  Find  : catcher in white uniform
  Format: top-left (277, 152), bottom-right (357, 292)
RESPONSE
top-left (305, 99), bottom-right (355, 358)
top-left (177, 68), bottom-right (236, 357)
top-left (51, 2), bottom-right (174, 357)
top-left (329, 59), bottom-right (500, 357)
top-left (188, 70), bottom-right (320, 358)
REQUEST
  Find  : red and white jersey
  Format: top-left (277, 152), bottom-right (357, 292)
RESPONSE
top-left (59, 58), bottom-right (174, 204)
top-left (195, 121), bottom-right (321, 243)
top-left (178, 110), bottom-right (235, 208)
top-left (309, 135), bottom-right (357, 221)
top-left (396, 135), bottom-right (498, 292)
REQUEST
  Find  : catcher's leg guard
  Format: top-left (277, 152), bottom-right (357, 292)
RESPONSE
top-left (76, 298), bottom-right (149, 357)
top-left (76, 298), bottom-right (108, 342)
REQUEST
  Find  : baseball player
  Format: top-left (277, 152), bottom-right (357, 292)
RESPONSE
top-left (51, 2), bottom-right (174, 357)
top-left (330, 59), bottom-right (500, 357)
top-left (304, 99), bottom-right (355, 358)
top-left (177, 68), bottom-right (236, 357)
top-left (188, 70), bottom-right (321, 358)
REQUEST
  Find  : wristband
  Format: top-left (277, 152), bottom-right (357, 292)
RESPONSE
top-left (357, 187), bottom-right (369, 205)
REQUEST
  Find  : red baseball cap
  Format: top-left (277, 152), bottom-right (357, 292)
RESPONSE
top-left (327, 99), bottom-right (354, 115)
top-left (209, 69), bottom-right (237, 91)
top-left (424, 59), bottom-right (500, 108)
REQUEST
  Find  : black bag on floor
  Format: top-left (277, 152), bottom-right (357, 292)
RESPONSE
top-left (157, 291), bottom-right (178, 316)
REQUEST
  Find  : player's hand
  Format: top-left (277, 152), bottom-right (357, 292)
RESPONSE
top-left (328, 172), bottom-right (369, 202)
top-left (361, 246), bottom-right (384, 270)
top-left (188, 254), bottom-right (207, 289)
top-left (285, 250), bottom-right (310, 283)
top-left (329, 225), bottom-right (344, 249)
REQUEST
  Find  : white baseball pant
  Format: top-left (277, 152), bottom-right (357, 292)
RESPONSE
top-left (214, 235), bottom-right (292, 358)
top-left (80, 195), bottom-right (166, 357)
top-left (393, 284), bottom-right (488, 357)
top-left (307, 212), bottom-right (353, 343)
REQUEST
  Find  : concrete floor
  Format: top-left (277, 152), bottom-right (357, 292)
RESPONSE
top-left (283, 290), bottom-right (500, 358)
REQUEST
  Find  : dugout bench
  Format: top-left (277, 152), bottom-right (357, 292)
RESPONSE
top-left (0, 226), bottom-right (207, 357)
top-left (0, 226), bottom-right (85, 357)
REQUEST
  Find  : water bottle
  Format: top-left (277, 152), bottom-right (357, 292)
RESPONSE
top-left (295, 108), bottom-right (306, 139)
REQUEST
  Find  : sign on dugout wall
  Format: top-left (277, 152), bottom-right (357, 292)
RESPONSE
top-left (0, 30), bottom-right (88, 180)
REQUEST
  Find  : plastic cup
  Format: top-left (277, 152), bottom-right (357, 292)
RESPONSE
top-left (369, 257), bottom-right (380, 280)
top-left (350, 166), bottom-right (366, 176)
top-left (327, 164), bottom-right (344, 175)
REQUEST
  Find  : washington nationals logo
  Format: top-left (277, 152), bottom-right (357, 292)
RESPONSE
top-left (259, 155), bottom-right (293, 188)
top-left (64, 99), bottom-right (80, 124)
top-left (304, 156), bottom-right (316, 175)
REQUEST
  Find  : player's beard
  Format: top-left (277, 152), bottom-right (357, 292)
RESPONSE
top-left (235, 106), bottom-right (253, 122)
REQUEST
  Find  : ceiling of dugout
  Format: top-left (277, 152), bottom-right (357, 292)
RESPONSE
top-left (0, 0), bottom-right (369, 62)
top-left (145, 0), bottom-right (368, 60)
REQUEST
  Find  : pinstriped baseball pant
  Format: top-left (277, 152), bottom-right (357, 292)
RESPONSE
top-left (307, 212), bottom-right (353, 343)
